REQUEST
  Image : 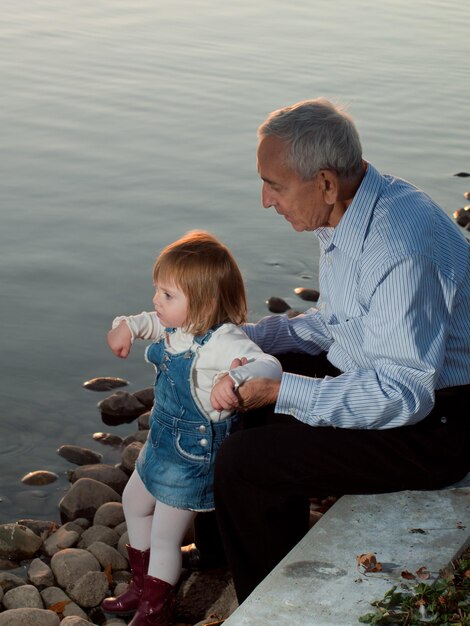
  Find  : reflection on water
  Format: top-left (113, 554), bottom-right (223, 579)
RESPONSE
top-left (1, 0), bottom-right (469, 522)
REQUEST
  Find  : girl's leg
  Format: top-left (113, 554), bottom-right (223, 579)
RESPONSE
top-left (148, 501), bottom-right (196, 585)
top-left (122, 470), bottom-right (156, 550)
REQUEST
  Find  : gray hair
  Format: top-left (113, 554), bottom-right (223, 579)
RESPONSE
top-left (258, 98), bottom-right (363, 181)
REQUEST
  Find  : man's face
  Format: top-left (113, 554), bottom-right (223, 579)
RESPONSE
top-left (257, 135), bottom-right (337, 232)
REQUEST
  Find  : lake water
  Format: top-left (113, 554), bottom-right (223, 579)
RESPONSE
top-left (1, 0), bottom-right (469, 523)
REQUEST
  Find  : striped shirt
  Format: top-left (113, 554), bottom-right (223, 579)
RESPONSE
top-left (243, 163), bottom-right (470, 429)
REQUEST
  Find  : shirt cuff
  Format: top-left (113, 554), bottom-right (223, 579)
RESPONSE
top-left (275, 372), bottom-right (321, 423)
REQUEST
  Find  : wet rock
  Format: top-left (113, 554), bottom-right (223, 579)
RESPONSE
top-left (98, 392), bottom-right (146, 423)
top-left (21, 470), bottom-right (60, 486)
top-left (120, 442), bottom-right (143, 473)
top-left (0, 558), bottom-right (19, 570)
top-left (138, 411), bottom-right (151, 430)
top-left (454, 172), bottom-right (470, 177)
top-left (294, 287), bottom-right (320, 302)
top-left (68, 464), bottom-right (128, 495)
top-left (286, 309), bottom-right (302, 318)
top-left (83, 377), bottom-right (129, 391)
top-left (133, 387), bottom-right (154, 409)
top-left (42, 526), bottom-right (80, 557)
top-left (77, 525), bottom-right (120, 549)
top-left (266, 296), bottom-right (290, 313)
top-left (454, 207), bottom-right (470, 227)
top-left (92, 432), bottom-right (124, 447)
top-left (114, 521), bottom-right (128, 537)
top-left (17, 519), bottom-right (59, 538)
top-left (175, 568), bottom-right (236, 625)
top-left (86, 541), bottom-right (128, 571)
top-left (40, 586), bottom-right (89, 620)
top-left (0, 572), bottom-right (26, 593)
top-left (117, 531), bottom-right (129, 560)
top-left (61, 521), bottom-right (86, 537)
top-left (0, 523), bottom-right (43, 560)
top-left (3, 583), bottom-right (43, 609)
top-left (464, 191), bottom-right (470, 200)
top-left (93, 502), bottom-right (125, 528)
top-left (50, 549), bottom-right (100, 593)
top-left (27, 558), bottom-right (55, 588)
top-left (68, 570), bottom-right (109, 608)
top-left (122, 430), bottom-right (149, 446)
top-left (59, 478), bottom-right (121, 523)
top-left (57, 445), bottom-right (103, 466)
top-left (0, 608), bottom-right (60, 626)
top-left (59, 617), bottom-right (92, 626)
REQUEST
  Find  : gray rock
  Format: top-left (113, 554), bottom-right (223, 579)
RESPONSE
top-left (59, 617), bottom-right (92, 626)
top-left (62, 521), bottom-right (86, 537)
top-left (112, 570), bottom-right (132, 585)
top-left (70, 518), bottom-right (91, 531)
top-left (137, 411), bottom-right (151, 430)
top-left (17, 519), bottom-right (59, 538)
top-left (0, 572), bottom-right (26, 593)
top-left (3, 583), bottom-right (43, 609)
top-left (83, 376), bottom-right (128, 391)
top-left (98, 391), bottom-right (146, 421)
top-left (117, 532), bottom-right (129, 560)
top-left (122, 430), bottom-right (149, 446)
top-left (0, 558), bottom-right (19, 570)
top-left (93, 502), bottom-right (125, 528)
top-left (68, 464), bottom-right (128, 495)
top-left (0, 608), bottom-right (60, 626)
top-left (266, 296), bottom-right (290, 313)
top-left (114, 521), bottom-right (127, 537)
top-left (40, 586), bottom-right (88, 620)
top-left (293, 287), bottom-right (320, 302)
top-left (77, 525), bottom-right (120, 549)
top-left (453, 171), bottom-right (470, 177)
top-left (86, 541), bottom-right (128, 571)
top-left (133, 387), bottom-right (154, 409)
top-left (43, 525), bottom-right (80, 556)
top-left (57, 445), bottom-right (103, 466)
top-left (176, 568), bottom-right (236, 625)
top-left (50, 549), bottom-right (100, 592)
top-left (68, 571), bottom-right (109, 608)
top-left (120, 442), bottom-right (143, 473)
top-left (59, 478), bottom-right (121, 523)
top-left (0, 523), bottom-right (43, 560)
top-left (27, 558), bottom-right (55, 588)
top-left (21, 470), bottom-right (60, 486)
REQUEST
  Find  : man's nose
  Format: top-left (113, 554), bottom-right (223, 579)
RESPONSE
top-left (262, 183), bottom-right (274, 208)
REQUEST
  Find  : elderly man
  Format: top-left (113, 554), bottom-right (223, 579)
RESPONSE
top-left (212, 98), bottom-right (470, 603)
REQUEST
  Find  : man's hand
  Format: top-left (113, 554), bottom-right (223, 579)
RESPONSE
top-left (211, 374), bottom-right (239, 412)
top-left (107, 321), bottom-right (132, 358)
top-left (236, 378), bottom-right (281, 412)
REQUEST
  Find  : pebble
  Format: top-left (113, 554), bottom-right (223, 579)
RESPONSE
top-left (453, 208), bottom-right (470, 227)
top-left (92, 432), bottom-right (124, 447)
top-left (82, 376), bottom-right (129, 391)
top-left (98, 391), bottom-right (147, 423)
top-left (294, 287), bottom-right (320, 302)
top-left (266, 296), bottom-right (291, 313)
top-left (0, 608), bottom-right (60, 626)
top-left (57, 445), bottom-right (103, 466)
top-left (453, 171), bottom-right (470, 177)
top-left (464, 191), bottom-right (470, 200)
top-left (68, 464), bottom-right (129, 495)
top-left (0, 524), bottom-right (43, 561)
top-left (59, 478), bottom-right (121, 523)
top-left (133, 386), bottom-right (155, 408)
top-left (21, 471), bottom-right (59, 486)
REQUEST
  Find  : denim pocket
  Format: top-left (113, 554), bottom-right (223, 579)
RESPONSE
top-left (175, 429), bottom-right (210, 464)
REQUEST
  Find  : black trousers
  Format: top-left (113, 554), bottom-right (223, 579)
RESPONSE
top-left (213, 353), bottom-right (470, 602)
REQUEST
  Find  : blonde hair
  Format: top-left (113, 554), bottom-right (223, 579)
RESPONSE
top-left (153, 230), bottom-right (247, 335)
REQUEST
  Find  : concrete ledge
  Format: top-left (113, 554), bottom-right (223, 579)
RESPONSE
top-left (224, 477), bottom-right (470, 626)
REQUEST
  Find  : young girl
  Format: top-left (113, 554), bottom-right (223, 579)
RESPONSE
top-left (102, 230), bottom-right (282, 626)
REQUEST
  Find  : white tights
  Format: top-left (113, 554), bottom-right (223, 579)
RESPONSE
top-left (122, 470), bottom-right (196, 585)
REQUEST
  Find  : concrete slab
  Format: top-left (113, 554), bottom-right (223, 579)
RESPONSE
top-left (223, 485), bottom-right (470, 626)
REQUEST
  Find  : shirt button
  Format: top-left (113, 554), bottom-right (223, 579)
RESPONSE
top-left (198, 424), bottom-right (207, 433)
top-left (199, 438), bottom-right (208, 447)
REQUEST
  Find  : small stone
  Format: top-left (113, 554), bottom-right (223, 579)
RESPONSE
top-left (42, 526), bottom-right (79, 556)
top-left (59, 617), bottom-right (92, 626)
top-left (464, 191), bottom-right (470, 200)
top-left (93, 502), bottom-right (125, 528)
top-left (77, 525), bottom-right (120, 549)
top-left (122, 431), bottom-right (149, 446)
top-left (0, 572), bottom-right (26, 593)
top-left (92, 432), bottom-right (124, 447)
top-left (21, 470), bottom-right (60, 486)
top-left (27, 558), bottom-right (55, 588)
top-left (0, 524), bottom-right (43, 560)
top-left (266, 296), bottom-right (290, 313)
top-left (0, 558), bottom-right (19, 570)
top-left (454, 172), bottom-right (470, 177)
top-left (83, 376), bottom-right (129, 391)
top-left (41, 586), bottom-right (88, 620)
top-left (86, 541), bottom-right (128, 571)
top-left (68, 570), bottom-right (109, 608)
top-left (57, 445), bottom-right (103, 466)
top-left (286, 309), bottom-right (302, 319)
top-left (17, 519), bottom-right (59, 538)
top-left (133, 387), bottom-right (155, 408)
top-left (98, 392), bottom-right (146, 423)
top-left (59, 478), bottom-right (121, 523)
top-left (120, 442), bottom-right (143, 473)
top-left (68, 464), bottom-right (128, 495)
top-left (3, 584), bottom-right (43, 609)
top-left (453, 208), bottom-right (470, 227)
top-left (293, 287), bottom-right (320, 302)
top-left (138, 411), bottom-right (151, 430)
top-left (50, 549), bottom-right (100, 592)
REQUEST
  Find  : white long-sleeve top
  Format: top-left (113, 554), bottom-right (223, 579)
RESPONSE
top-left (112, 312), bottom-right (282, 422)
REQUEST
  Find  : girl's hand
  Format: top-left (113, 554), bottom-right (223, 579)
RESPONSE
top-left (107, 321), bottom-right (132, 358)
top-left (211, 374), bottom-right (239, 412)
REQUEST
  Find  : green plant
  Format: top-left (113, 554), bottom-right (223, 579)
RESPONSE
top-left (359, 548), bottom-right (470, 625)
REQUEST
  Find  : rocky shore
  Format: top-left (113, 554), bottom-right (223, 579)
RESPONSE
top-left (0, 384), bottom-right (238, 626)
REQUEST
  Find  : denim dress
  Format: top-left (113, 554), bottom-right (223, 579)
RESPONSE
top-left (135, 327), bottom-right (239, 511)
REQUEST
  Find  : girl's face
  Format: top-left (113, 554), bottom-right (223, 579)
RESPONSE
top-left (152, 281), bottom-right (189, 329)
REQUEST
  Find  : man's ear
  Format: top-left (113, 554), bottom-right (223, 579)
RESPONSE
top-left (319, 170), bottom-right (339, 204)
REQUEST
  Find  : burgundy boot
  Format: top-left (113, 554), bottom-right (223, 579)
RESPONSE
top-left (128, 574), bottom-right (175, 626)
top-left (101, 545), bottom-right (150, 615)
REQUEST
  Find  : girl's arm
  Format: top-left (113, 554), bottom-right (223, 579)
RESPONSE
top-left (107, 311), bottom-right (162, 358)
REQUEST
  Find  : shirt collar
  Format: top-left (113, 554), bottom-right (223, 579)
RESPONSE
top-left (314, 163), bottom-right (384, 260)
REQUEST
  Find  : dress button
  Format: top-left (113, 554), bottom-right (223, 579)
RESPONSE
top-left (199, 438), bottom-right (208, 447)
top-left (198, 424), bottom-right (207, 433)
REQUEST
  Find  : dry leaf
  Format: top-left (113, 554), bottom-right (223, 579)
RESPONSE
top-left (356, 552), bottom-right (382, 574)
top-left (104, 563), bottom-right (113, 584)
top-left (416, 566), bottom-right (430, 580)
top-left (48, 600), bottom-right (71, 614)
top-left (401, 570), bottom-right (416, 580)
